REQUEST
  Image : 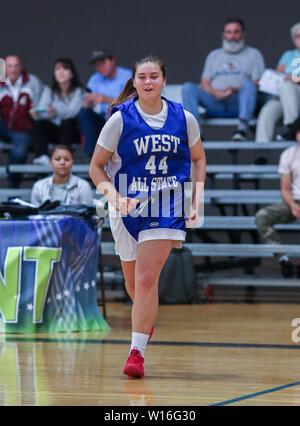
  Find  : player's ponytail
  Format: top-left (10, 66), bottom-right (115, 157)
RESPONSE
top-left (106, 55), bottom-right (167, 119)
top-left (106, 77), bottom-right (137, 119)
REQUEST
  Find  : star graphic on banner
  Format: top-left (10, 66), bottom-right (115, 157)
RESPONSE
top-left (91, 280), bottom-right (96, 287)
top-left (75, 285), bottom-right (80, 292)
top-left (64, 290), bottom-right (70, 297)
top-left (56, 293), bottom-right (62, 301)
top-left (84, 282), bottom-right (90, 290)
top-left (26, 304), bottom-right (33, 311)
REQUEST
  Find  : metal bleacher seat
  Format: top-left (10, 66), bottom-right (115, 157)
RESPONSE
top-left (204, 189), bottom-right (282, 204)
top-left (8, 164), bottom-right (89, 174)
top-left (101, 240), bottom-right (300, 258)
top-left (0, 166), bottom-right (8, 178)
top-left (0, 186), bottom-right (283, 206)
top-left (0, 188), bottom-right (31, 202)
top-left (7, 163), bottom-right (280, 183)
top-left (100, 214), bottom-right (300, 232)
top-left (200, 215), bottom-right (300, 231)
top-left (202, 141), bottom-right (295, 150)
top-left (0, 141), bottom-right (11, 151)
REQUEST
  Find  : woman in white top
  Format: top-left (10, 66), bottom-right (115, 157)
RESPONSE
top-left (31, 58), bottom-right (83, 164)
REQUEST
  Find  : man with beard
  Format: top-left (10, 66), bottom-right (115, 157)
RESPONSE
top-left (182, 18), bottom-right (265, 141)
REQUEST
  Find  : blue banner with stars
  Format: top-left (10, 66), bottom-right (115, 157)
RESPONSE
top-left (0, 216), bottom-right (110, 333)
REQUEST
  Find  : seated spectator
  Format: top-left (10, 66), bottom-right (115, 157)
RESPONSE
top-left (255, 22), bottom-right (300, 142)
top-left (31, 58), bottom-right (83, 165)
top-left (182, 18), bottom-right (265, 141)
top-left (0, 55), bottom-right (43, 187)
top-left (255, 119), bottom-right (300, 277)
top-left (31, 145), bottom-right (93, 205)
top-left (78, 49), bottom-right (131, 156)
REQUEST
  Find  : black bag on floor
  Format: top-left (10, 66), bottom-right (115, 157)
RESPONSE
top-left (158, 247), bottom-right (197, 304)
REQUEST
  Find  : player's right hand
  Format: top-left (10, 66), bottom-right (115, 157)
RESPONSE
top-left (185, 208), bottom-right (198, 228)
top-left (116, 196), bottom-right (140, 215)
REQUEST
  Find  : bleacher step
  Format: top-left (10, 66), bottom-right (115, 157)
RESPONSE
top-left (197, 274), bottom-right (300, 287)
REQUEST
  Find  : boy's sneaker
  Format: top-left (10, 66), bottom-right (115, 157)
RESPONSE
top-left (123, 348), bottom-right (144, 378)
top-left (148, 326), bottom-right (154, 343)
top-left (276, 125), bottom-right (295, 141)
top-left (33, 155), bottom-right (50, 166)
top-left (280, 259), bottom-right (294, 278)
top-left (232, 130), bottom-right (247, 141)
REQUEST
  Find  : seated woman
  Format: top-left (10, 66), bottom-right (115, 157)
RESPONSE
top-left (31, 58), bottom-right (83, 164)
top-left (31, 145), bottom-right (93, 205)
top-left (256, 22), bottom-right (300, 142)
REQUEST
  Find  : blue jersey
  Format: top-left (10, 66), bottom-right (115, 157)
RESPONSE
top-left (111, 97), bottom-right (191, 240)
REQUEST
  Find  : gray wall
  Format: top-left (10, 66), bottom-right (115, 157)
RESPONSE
top-left (0, 0), bottom-right (298, 86)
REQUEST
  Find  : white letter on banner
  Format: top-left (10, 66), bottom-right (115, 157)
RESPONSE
top-left (23, 247), bottom-right (61, 323)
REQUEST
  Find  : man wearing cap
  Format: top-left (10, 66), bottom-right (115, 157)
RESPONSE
top-left (78, 49), bottom-right (131, 156)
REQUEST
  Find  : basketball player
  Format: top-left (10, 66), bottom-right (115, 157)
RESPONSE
top-left (90, 56), bottom-right (206, 378)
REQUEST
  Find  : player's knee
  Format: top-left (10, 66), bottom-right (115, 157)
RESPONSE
top-left (137, 269), bottom-right (156, 290)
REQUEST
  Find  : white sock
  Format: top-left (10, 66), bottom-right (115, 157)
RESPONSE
top-left (130, 332), bottom-right (149, 358)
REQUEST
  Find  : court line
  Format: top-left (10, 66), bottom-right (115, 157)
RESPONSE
top-left (1, 336), bottom-right (300, 351)
top-left (211, 381), bottom-right (300, 406)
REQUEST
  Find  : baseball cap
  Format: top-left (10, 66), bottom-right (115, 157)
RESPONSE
top-left (89, 49), bottom-right (114, 64)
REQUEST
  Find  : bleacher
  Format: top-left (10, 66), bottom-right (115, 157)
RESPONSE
top-left (1, 84), bottom-right (299, 304)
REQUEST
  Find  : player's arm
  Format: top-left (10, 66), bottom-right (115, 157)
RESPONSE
top-left (89, 145), bottom-right (116, 202)
top-left (186, 138), bottom-right (206, 228)
top-left (281, 174), bottom-right (300, 218)
top-left (89, 145), bottom-right (139, 214)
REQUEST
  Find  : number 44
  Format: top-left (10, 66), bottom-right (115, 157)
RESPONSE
top-left (145, 155), bottom-right (168, 175)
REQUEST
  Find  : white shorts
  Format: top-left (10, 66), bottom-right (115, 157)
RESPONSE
top-left (108, 203), bottom-right (186, 261)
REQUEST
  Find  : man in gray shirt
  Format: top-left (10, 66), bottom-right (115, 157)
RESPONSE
top-left (182, 18), bottom-right (265, 140)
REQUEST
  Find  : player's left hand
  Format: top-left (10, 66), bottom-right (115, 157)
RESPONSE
top-left (185, 208), bottom-right (198, 228)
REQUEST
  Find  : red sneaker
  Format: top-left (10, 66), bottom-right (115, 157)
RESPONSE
top-left (148, 326), bottom-right (154, 343)
top-left (123, 348), bottom-right (144, 378)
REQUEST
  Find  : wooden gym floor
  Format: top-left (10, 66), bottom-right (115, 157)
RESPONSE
top-left (1, 302), bottom-right (300, 406)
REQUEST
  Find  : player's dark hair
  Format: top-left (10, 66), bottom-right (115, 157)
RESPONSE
top-left (106, 55), bottom-right (167, 119)
top-left (223, 17), bottom-right (246, 32)
top-left (50, 144), bottom-right (74, 158)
